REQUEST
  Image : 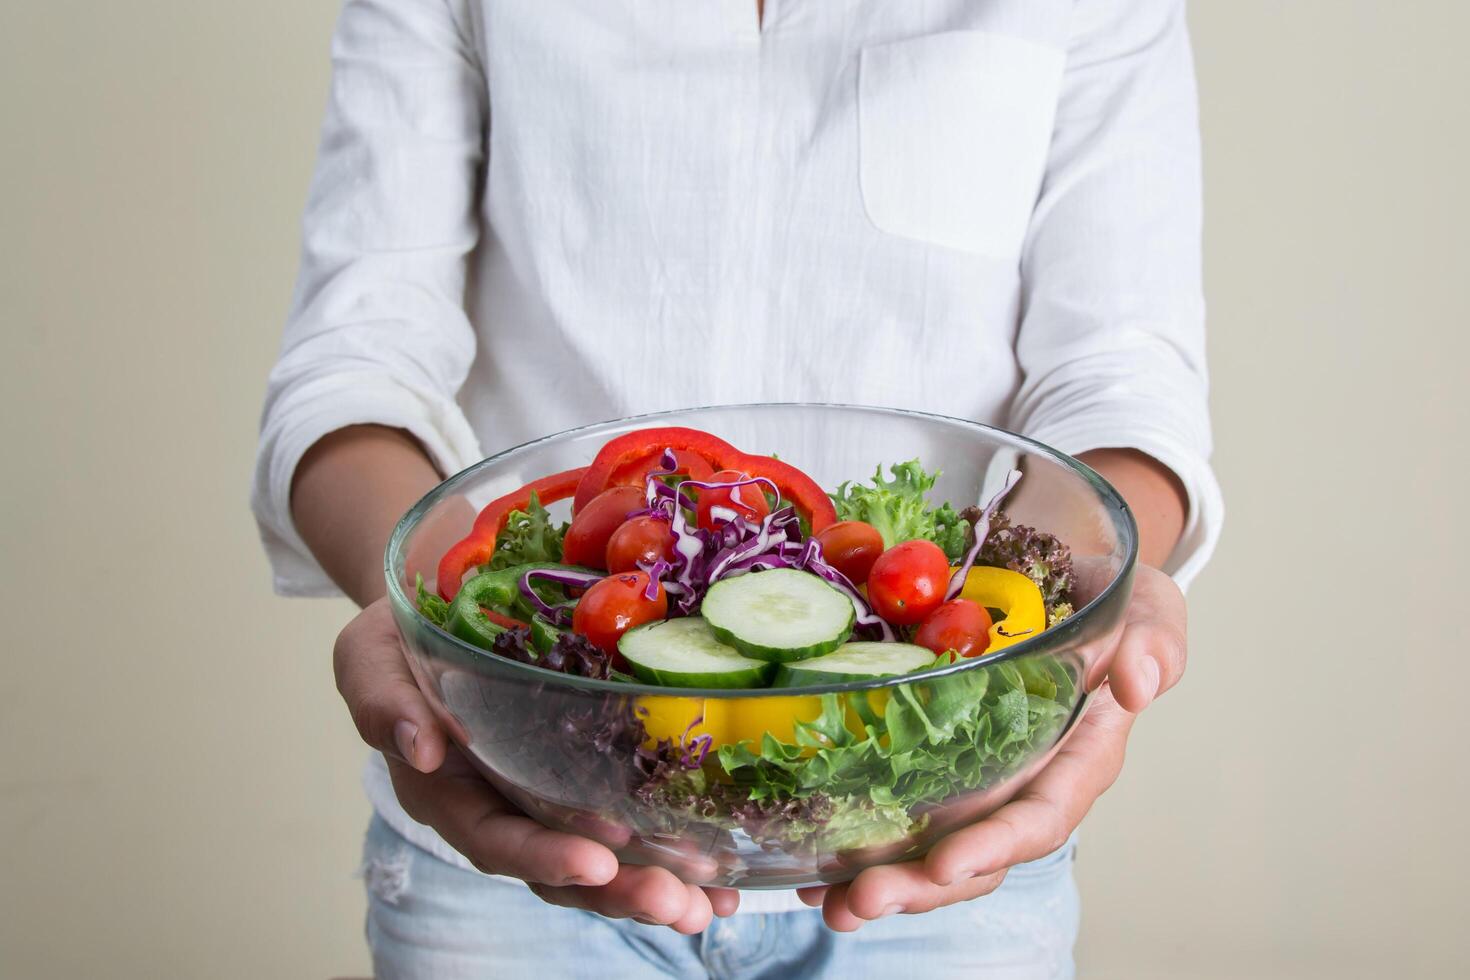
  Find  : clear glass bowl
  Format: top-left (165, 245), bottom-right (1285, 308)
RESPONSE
top-left (386, 404), bottom-right (1136, 889)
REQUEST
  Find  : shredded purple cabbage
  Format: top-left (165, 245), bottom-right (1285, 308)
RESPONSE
top-left (518, 567), bottom-right (605, 625)
top-left (628, 447), bottom-right (891, 634)
top-left (944, 469), bottom-right (1023, 601)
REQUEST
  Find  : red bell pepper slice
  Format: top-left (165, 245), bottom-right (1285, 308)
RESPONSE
top-left (436, 466), bottom-right (588, 600)
top-left (731, 452), bottom-right (837, 532)
top-left (572, 427), bottom-right (740, 513)
top-left (607, 448), bottom-right (716, 489)
top-left (479, 607), bottom-right (527, 630)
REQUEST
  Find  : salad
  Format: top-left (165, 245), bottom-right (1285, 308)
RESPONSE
top-left (415, 425), bottom-right (1081, 858)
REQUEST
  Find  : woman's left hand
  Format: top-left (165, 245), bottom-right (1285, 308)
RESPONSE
top-left (796, 564), bottom-right (1188, 930)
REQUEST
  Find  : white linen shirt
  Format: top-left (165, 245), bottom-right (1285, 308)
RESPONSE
top-left (252, 0), bottom-right (1223, 914)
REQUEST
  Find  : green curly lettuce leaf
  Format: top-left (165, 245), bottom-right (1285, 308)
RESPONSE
top-left (414, 574), bottom-right (451, 628)
top-left (714, 659), bottom-right (1075, 843)
top-left (961, 510), bottom-right (1076, 615)
top-left (485, 491), bottom-right (566, 570)
top-left (830, 460), bottom-right (969, 560)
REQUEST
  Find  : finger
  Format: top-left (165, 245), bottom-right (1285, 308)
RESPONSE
top-left (334, 598), bottom-right (447, 773)
top-left (796, 885), bottom-right (828, 908)
top-left (1107, 619), bottom-right (1186, 713)
top-left (706, 888), bottom-right (741, 918)
top-left (665, 887), bottom-right (716, 934)
top-left (820, 883), bottom-right (867, 932)
top-left (842, 860), bottom-right (1007, 920)
top-left (925, 695), bottom-right (1133, 885)
top-left (530, 865), bottom-right (697, 928)
top-left (1109, 569), bottom-right (1188, 712)
top-left (387, 755), bottom-right (619, 887)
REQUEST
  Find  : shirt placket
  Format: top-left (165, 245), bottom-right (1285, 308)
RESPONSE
top-left (718, 0), bottom-right (769, 41)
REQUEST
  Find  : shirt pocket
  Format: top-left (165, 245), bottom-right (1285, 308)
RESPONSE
top-left (858, 31), bottom-right (1064, 258)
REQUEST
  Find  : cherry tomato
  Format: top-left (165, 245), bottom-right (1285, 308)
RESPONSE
top-left (914, 598), bottom-right (993, 659)
top-left (814, 520), bottom-right (885, 584)
top-left (572, 571), bottom-right (667, 655)
top-left (867, 539), bottom-right (950, 626)
top-left (562, 485), bottom-right (646, 569)
top-left (696, 470), bottom-right (771, 531)
top-left (605, 515), bottom-right (677, 573)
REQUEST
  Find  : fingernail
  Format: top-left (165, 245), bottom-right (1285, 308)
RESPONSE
top-left (393, 719), bottom-right (419, 767)
top-left (633, 914), bottom-right (659, 925)
top-left (880, 904), bottom-right (904, 918)
top-left (1139, 657), bottom-right (1161, 706)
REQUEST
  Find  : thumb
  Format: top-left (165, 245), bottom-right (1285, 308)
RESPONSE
top-left (334, 597), bottom-right (448, 774)
top-left (1107, 566), bottom-right (1188, 713)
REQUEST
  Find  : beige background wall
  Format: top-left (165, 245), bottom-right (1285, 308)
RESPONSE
top-left (2, 2), bottom-right (1464, 977)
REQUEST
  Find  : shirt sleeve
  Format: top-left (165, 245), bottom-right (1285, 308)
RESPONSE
top-left (1008, 0), bottom-right (1224, 591)
top-left (251, 0), bottom-right (486, 597)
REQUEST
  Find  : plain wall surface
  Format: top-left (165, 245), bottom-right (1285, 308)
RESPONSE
top-left (2, 2), bottom-right (1464, 977)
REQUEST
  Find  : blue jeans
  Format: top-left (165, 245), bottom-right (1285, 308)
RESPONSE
top-left (362, 814), bottom-right (1079, 979)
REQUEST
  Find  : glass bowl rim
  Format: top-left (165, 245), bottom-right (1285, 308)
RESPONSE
top-left (385, 401), bottom-right (1138, 698)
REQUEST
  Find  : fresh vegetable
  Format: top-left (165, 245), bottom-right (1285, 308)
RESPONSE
top-left (414, 434), bottom-right (1092, 861)
top-left (716, 657), bottom-right (1075, 828)
top-left (482, 606), bottom-right (530, 630)
top-left (867, 539), bottom-right (950, 626)
top-left (573, 427), bottom-right (741, 513)
top-left (952, 566), bottom-right (1047, 653)
top-left (619, 617), bottom-right (775, 689)
top-left (608, 448), bottom-right (715, 490)
top-left (647, 472), bottom-right (845, 619)
top-left (436, 466), bottom-right (587, 600)
top-left (945, 469), bottom-right (1022, 601)
top-left (813, 520), bottom-right (884, 584)
top-left (516, 566), bottom-right (605, 624)
top-left (484, 492), bottom-right (565, 571)
top-left (445, 563), bottom-right (592, 649)
top-left (731, 453), bottom-right (837, 532)
top-left (830, 460), bottom-right (968, 559)
top-left (489, 624), bottom-right (614, 679)
top-left (637, 691), bottom-right (828, 749)
top-left (562, 485), bottom-right (647, 569)
top-left (914, 598), bottom-right (993, 659)
top-left (701, 568), bottom-right (855, 663)
top-left (773, 642), bottom-right (936, 687)
top-left (965, 511), bottom-right (1077, 617)
top-left (696, 469), bottom-right (772, 531)
top-left (572, 571), bottom-right (668, 655)
top-left (529, 614), bottom-right (565, 654)
top-left (415, 574), bottom-right (450, 628)
top-left (605, 515), bottom-right (677, 573)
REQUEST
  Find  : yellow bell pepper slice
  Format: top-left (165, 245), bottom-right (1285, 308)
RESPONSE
top-left (952, 566), bottom-right (1047, 653)
top-left (637, 694), bottom-right (822, 748)
top-left (637, 689), bottom-right (892, 752)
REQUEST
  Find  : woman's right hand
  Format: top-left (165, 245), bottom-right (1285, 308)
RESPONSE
top-left (332, 597), bottom-right (739, 932)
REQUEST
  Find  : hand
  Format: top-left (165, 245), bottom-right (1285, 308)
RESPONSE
top-left (796, 564), bottom-right (1187, 930)
top-left (334, 597), bottom-right (740, 932)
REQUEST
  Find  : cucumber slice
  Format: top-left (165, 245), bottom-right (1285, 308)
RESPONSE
top-left (618, 617), bottom-right (776, 688)
top-left (700, 569), bottom-right (855, 663)
top-left (773, 642), bottom-right (937, 688)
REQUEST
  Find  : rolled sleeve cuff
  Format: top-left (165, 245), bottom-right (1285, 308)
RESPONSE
top-left (250, 373), bottom-right (482, 597)
top-left (1024, 412), bottom-right (1224, 593)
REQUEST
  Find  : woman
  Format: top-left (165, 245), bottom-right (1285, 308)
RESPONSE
top-left (253, 1), bottom-right (1221, 975)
